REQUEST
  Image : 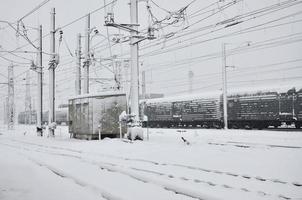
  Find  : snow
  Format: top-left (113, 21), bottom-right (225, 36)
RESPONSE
top-left (0, 124), bottom-right (301, 200)
top-left (69, 91), bottom-right (126, 100)
top-left (142, 85), bottom-right (302, 104)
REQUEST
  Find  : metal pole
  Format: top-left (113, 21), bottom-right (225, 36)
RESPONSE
top-left (188, 70), bottom-right (193, 94)
top-left (49, 8), bottom-right (56, 136)
top-left (222, 43), bottom-right (228, 130)
top-left (130, 0), bottom-right (139, 122)
top-left (142, 70), bottom-right (146, 99)
top-left (4, 97), bottom-right (8, 124)
top-left (7, 65), bottom-right (14, 130)
top-left (119, 122), bottom-right (122, 139)
top-left (98, 124), bottom-right (101, 140)
top-left (76, 33), bottom-right (81, 95)
top-left (37, 25), bottom-right (43, 136)
top-left (3, 101), bottom-right (5, 124)
top-left (83, 14), bottom-right (90, 94)
top-left (25, 71), bottom-right (31, 124)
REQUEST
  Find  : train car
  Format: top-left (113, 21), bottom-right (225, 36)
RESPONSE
top-left (42, 109), bottom-right (68, 125)
top-left (143, 100), bottom-right (173, 127)
top-left (142, 87), bottom-right (302, 129)
top-left (227, 91), bottom-right (280, 129)
top-left (294, 88), bottom-right (302, 128)
top-left (18, 112), bottom-right (26, 124)
top-left (18, 106), bottom-right (68, 125)
top-left (143, 92), bottom-right (222, 128)
top-left (18, 110), bottom-right (37, 124)
top-left (68, 92), bottom-right (127, 140)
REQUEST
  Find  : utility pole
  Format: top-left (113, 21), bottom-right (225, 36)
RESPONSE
top-left (49, 8), bottom-right (56, 136)
top-left (142, 70), bottom-right (146, 99)
top-left (130, 0), bottom-right (139, 123)
top-left (222, 43), bottom-right (228, 130)
top-left (7, 65), bottom-right (14, 130)
top-left (25, 71), bottom-right (31, 124)
top-left (123, 60), bottom-right (130, 94)
top-left (37, 24), bottom-right (43, 136)
top-left (4, 97), bottom-right (8, 124)
top-left (75, 33), bottom-right (81, 95)
top-left (83, 14), bottom-right (90, 94)
top-left (104, 0), bottom-right (155, 139)
top-left (188, 70), bottom-right (194, 94)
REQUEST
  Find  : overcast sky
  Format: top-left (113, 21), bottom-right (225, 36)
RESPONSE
top-left (0, 0), bottom-right (302, 116)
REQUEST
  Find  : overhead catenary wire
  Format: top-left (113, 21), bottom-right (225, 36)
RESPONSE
top-left (140, 9), bottom-right (302, 53)
top-left (0, 0), bottom-right (117, 63)
top-left (139, 2), bottom-right (302, 57)
top-left (113, 1), bottom-right (302, 60)
top-left (142, 32), bottom-right (302, 72)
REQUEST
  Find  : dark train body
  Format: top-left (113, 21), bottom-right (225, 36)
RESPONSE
top-left (17, 110), bottom-right (37, 124)
top-left (18, 106), bottom-right (68, 125)
top-left (141, 88), bottom-right (302, 129)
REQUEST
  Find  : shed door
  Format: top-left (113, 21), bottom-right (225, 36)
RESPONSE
top-left (75, 104), bottom-right (81, 133)
top-left (80, 103), bottom-right (89, 134)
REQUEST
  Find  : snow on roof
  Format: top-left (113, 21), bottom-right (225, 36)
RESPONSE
top-left (69, 91), bottom-right (126, 100)
top-left (143, 91), bottom-right (221, 104)
top-left (228, 85), bottom-right (302, 96)
top-left (142, 85), bottom-right (302, 104)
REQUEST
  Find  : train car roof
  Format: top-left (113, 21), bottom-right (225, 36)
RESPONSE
top-left (228, 85), bottom-right (302, 95)
top-left (69, 91), bottom-right (126, 100)
top-left (142, 91), bottom-right (221, 104)
top-left (142, 85), bottom-right (302, 104)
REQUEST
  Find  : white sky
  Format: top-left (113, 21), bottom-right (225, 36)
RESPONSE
top-left (0, 0), bottom-right (302, 117)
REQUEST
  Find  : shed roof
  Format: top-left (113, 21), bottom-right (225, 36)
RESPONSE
top-left (69, 91), bottom-right (126, 100)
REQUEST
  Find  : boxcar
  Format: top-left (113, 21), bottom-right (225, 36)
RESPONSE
top-left (143, 93), bottom-right (222, 128)
top-left (295, 89), bottom-right (302, 128)
top-left (227, 92), bottom-right (280, 129)
top-left (18, 110), bottom-right (37, 124)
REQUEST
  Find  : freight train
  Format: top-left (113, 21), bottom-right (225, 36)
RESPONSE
top-left (18, 105), bottom-right (68, 125)
top-left (141, 87), bottom-right (302, 129)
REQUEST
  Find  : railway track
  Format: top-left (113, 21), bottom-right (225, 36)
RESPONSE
top-left (0, 137), bottom-right (301, 200)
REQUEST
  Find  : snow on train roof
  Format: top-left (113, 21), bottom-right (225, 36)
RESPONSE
top-left (143, 91), bottom-right (221, 104)
top-left (69, 91), bottom-right (126, 100)
top-left (228, 85), bottom-right (302, 95)
top-left (142, 85), bottom-right (302, 104)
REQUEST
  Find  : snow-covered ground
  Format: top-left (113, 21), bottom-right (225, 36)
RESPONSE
top-left (0, 124), bottom-right (301, 200)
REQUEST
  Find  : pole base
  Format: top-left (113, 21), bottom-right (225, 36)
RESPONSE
top-left (127, 126), bottom-right (143, 141)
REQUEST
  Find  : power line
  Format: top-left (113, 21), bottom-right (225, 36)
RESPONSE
top-left (1, 0), bottom-right (117, 61)
top-left (18, 0), bottom-right (50, 21)
top-left (0, 54), bottom-right (30, 65)
top-left (140, 6), bottom-right (302, 57)
top-left (140, 10), bottom-right (302, 53)
top-left (142, 32), bottom-right (302, 72)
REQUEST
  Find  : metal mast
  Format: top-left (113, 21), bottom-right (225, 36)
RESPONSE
top-left (7, 65), bottom-right (14, 130)
top-left (142, 70), bottom-right (146, 99)
top-left (76, 33), bottom-right (82, 95)
top-left (130, 0), bottom-right (139, 123)
top-left (83, 14), bottom-right (90, 94)
top-left (25, 71), bottom-right (31, 124)
top-left (222, 43), bottom-right (228, 130)
top-left (49, 8), bottom-right (56, 136)
top-left (37, 24), bottom-right (43, 135)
